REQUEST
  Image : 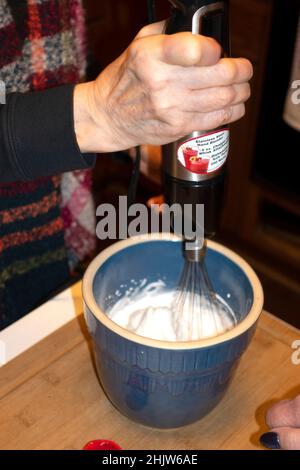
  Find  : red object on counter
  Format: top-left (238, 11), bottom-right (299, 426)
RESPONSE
top-left (83, 440), bottom-right (122, 450)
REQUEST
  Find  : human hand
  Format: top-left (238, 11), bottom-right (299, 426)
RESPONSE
top-left (74, 21), bottom-right (253, 153)
top-left (260, 395), bottom-right (300, 450)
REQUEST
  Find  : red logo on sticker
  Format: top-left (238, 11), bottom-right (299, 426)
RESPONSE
top-left (182, 147), bottom-right (210, 174)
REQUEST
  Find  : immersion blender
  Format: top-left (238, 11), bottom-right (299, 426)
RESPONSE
top-left (163, 0), bottom-right (230, 261)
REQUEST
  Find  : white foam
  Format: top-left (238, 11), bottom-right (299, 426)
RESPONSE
top-left (107, 281), bottom-right (236, 342)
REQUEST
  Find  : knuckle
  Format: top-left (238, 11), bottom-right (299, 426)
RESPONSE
top-left (128, 40), bottom-right (149, 68)
top-left (220, 61), bottom-right (238, 84)
top-left (244, 83), bottom-right (252, 101)
top-left (129, 45), bottom-right (166, 93)
top-left (238, 104), bottom-right (246, 118)
top-left (218, 86), bottom-right (236, 107)
top-left (217, 107), bottom-right (234, 125)
top-left (244, 59), bottom-right (254, 80)
top-left (149, 92), bottom-right (172, 120)
top-left (128, 40), bottom-right (139, 59)
top-left (138, 25), bottom-right (150, 37)
top-left (150, 93), bottom-right (164, 114)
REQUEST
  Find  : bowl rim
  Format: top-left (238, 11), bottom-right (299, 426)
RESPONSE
top-left (82, 233), bottom-right (264, 350)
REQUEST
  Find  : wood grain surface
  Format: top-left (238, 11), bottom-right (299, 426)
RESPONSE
top-left (0, 283), bottom-right (299, 450)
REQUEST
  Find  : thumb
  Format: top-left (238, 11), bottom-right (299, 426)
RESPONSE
top-left (159, 32), bottom-right (221, 67)
top-left (136, 30), bottom-right (221, 67)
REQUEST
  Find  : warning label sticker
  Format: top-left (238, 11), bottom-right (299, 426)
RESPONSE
top-left (177, 129), bottom-right (230, 175)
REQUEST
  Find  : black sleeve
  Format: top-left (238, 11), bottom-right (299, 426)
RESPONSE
top-left (0, 84), bottom-right (96, 183)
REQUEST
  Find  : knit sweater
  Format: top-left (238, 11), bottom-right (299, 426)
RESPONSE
top-left (0, 0), bottom-right (96, 329)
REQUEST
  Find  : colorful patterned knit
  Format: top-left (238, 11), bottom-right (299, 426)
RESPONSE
top-left (0, 0), bottom-right (96, 329)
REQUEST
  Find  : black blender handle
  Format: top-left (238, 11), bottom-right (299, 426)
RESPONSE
top-left (147, 0), bottom-right (156, 23)
top-left (163, 0), bottom-right (231, 240)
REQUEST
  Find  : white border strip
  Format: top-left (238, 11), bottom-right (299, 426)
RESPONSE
top-left (0, 288), bottom-right (77, 367)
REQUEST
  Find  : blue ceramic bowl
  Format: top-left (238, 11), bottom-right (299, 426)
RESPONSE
top-left (83, 234), bottom-right (264, 429)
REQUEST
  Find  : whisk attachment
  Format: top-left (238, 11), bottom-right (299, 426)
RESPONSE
top-left (172, 239), bottom-right (238, 341)
top-left (107, 241), bottom-right (238, 342)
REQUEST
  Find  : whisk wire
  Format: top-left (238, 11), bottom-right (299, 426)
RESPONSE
top-left (171, 247), bottom-right (237, 341)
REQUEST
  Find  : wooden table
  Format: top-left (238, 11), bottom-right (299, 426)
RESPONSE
top-left (0, 283), bottom-right (299, 450)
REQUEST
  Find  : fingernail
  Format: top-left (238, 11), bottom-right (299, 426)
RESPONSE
top-left (260, 432), bottom-right (281, 450)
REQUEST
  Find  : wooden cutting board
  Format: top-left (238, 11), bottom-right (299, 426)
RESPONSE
top-left (0, 282), bottom-right (299, 450)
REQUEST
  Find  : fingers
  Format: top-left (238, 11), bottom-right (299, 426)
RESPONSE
top-left (136, 31), bottom-right (250, 79)
top-left (176, 58), bottom-right (253, 89)
top-left (266, 396), bottom-right (300, 429)
top-left (131, 34), bottom-right (252, 91)
top-left (157, 105), bottom-right (245, 142)
top-left (261, 428), bottom-right (300, 451)
top-left (180, 83), bottom-right (251, 113)
top-left (160, 32), bottom-right (222, 67)
top-left (261, 396), bottom-right (300, 450)
top-left (178, 104), bottom-right (246, 136)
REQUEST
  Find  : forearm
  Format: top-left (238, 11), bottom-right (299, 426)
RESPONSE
top-left (0, 85), bottom-right (96, 184)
